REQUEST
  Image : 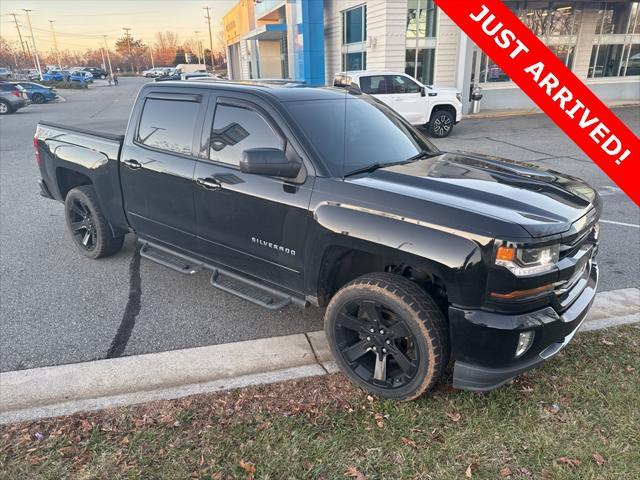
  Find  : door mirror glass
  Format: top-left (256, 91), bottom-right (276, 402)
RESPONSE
top-left (240, 148), bottom-right (301, 178)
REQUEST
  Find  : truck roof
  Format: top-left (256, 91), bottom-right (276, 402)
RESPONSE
top-left (145, 79), bottom-right (350, 102)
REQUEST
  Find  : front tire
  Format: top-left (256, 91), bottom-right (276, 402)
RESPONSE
top-left (64, 186), bottom-right (124, 259)
top-left (428, 110), bottom-right (455, 138)
top-left (32, 93), bottom-right (46, 104)
top-left (325, 272), bottom-right (449, 401)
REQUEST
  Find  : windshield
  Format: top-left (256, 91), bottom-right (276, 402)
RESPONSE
top-left (284, 92), bottom-right (438, 177)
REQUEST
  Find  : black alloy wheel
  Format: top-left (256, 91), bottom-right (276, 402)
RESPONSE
top-left (64, 185), bottom-right (124, 259)
top-left (325, 273), bottom-right (449, 400)
top-left (32, 93), bottom-right (45, 104)
top-left (334, 298), bottom-right (419, 389)
top-left (429, 110), bottom-right (454, 138)
top-left (68, 197), bottom-right (98, 251)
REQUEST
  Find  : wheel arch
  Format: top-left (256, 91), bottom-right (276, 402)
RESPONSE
top-left (308, 203), bottom-right (489, 309)
top-left (427, 103), bottom-right (458, 123)
top-left (56, 167), bottom-right (92, 199)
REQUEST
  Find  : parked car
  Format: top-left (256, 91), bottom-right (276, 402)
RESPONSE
top-left (0, 82), bottom-right (29, 114)
top-left (0, 68), bottom-right (13, 80)
top-left (80, 66), bottom-right (108, 79)
top-left (180, 72), bottom-right (215, 80)
top-left (142, 67), bottom-right (169, 77)
top-left (154, 68), bottom-right (182, 82)
top-left (70, 70), bottom-right (94, 83)
top-left (334, 71), bottom-right (463, 138)
top-left (34, 81), bottom-right (601, 400)
top-left (9, 81), bottom-right (58, 103)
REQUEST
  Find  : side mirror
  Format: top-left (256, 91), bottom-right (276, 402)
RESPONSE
top-left (240, 148), bottom-right (301, 178)
top-left (420, 86), bottom-right (426, 97)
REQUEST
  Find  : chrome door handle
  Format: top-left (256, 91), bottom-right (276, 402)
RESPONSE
top-left (123, 159), bottom-right (142, 170)
top-left (196, 177), bottom-right (221, 190)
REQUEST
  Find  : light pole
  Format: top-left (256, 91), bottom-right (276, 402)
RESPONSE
top-left (100, 47), bottom-right (106, 71)
top-left (203, 6), bottom-right (216, 72)
top-left (10, 13), bottom-right (27, 56)
top-left (102, 35), bottom-right (114, 78)
top-left (22, 9), bottom-right (43, 80)
top-left (123, 27), bottom-right (134, 73)
top-left (149, 47), bottom-right (155, 69)
top-left (49, 20), bottom-right (62, 69)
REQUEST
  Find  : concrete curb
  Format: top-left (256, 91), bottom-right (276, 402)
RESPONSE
top-left (1, 287), bottom-right (638, 425)
top-left (462, 101), bottom-right (639, 120)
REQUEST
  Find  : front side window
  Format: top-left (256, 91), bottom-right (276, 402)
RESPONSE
top-left (137, 98), bottom-right (200, 155)
top-left (209, 104), bottom-right (283, 166)
top-left (285, 95), bottom-right (437, 177)
top-left (389, 75), bottom-right (421, 94)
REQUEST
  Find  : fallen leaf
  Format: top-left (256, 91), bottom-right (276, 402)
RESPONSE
top-left (211, 473), bottom-right (223, 480)
top-left (625, 365), bottom-right (635, 373)
top-left (239, 459), bottom-right (256, 475)
top-left (345, 465), bottom-right (366, 480)
top-left (465, 462), bottom-right (477, 477)
top-left (601, 338), bottom-right (614, 346)
top-left (520, 467), bottom-right (531, 476)
top-left (366, 395), bottom-right (374, 403)
top-left (556, 456), bottom-right (581, 467)
top-left (303, 459), bottom-right (313, 471)
top-left (500, 467), bottom-right (512, 477)
top-left (256, 421), bottom-right (271, 432)
top-left (374, 413), bottom-right (384, 428)
top-left (401, 437), bottom-right (418, 449)
top-left (592, 453), bottom-right (605, 466)
top-left (447, 411), bottom-right (461, 422)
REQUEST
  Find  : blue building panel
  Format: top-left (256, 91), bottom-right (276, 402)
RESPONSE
top-left (294, 0), bottom-right (325, 85)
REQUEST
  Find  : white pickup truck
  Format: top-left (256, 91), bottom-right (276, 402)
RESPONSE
top-left (334, 71), bottom-right (462, 138)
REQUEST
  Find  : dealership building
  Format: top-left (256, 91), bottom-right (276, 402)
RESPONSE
top-left (223, 1), bottom-right (640, 113)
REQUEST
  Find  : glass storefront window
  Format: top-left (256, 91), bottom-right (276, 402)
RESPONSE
top-left (406, 0), bottom-right (437, 38)
top-left (590, 2), bottom-right (640, 77)
top-left (344, 5), bottom-right (366, 44)
top-left (343, 52), bottom-right (366, 71)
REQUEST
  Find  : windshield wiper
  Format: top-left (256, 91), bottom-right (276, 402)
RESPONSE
top-left (343, 151), bottom-right (437, 178)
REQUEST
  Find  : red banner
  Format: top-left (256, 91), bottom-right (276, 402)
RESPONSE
top-left (435, 0), bottom-right (640, 206)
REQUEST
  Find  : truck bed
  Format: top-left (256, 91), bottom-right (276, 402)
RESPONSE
top-left (35, 121), bottom-right (130, 236)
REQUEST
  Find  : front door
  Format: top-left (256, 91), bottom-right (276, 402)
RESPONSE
top-left (120, 90), bottom-right (207, 252)
top-left (387, 74), bottom-right (427, 124)
top-left (193, 95), bottom-right (314, 291)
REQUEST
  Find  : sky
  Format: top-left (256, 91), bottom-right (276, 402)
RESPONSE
top-left (1, 0), bottom-right (236, 51)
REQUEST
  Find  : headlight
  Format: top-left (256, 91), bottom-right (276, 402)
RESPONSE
top-left (495, 244), bottom-right (560, 276)
top-left (455, 92), bottom-right (462, 102)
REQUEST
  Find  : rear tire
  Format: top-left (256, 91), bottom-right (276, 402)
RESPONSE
top-left (428, 109), bottom-right (455, 138)
top-left (32, 93), bottom-right (46, 104)
top-left (64, 185), bottom-right (124, 259)
top-left (325, 272), bottom-right (449, 401)
top-left (0, 100), bottom-right (12, 115)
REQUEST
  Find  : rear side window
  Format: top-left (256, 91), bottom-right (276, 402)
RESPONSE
top-left (209, 104), bottom-right (283, 166)
top-left (360, 76), bottom-right (388, 95)
top-left (137, 98), bottom-right (199, 155)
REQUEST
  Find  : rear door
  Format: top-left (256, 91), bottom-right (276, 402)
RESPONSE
top-left (192, 93), bottom-right (314, 291)
top-left (120, 89), bottom-right (208, 252)
top-left (359, 75), bottom-right (394, 106)
top-left (387, 74), bottom-right (427, 124)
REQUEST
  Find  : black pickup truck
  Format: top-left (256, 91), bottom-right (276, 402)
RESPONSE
top-left (35, 80), bottom-right (601, 400)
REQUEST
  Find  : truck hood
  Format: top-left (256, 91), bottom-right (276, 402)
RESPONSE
top-left (346, 152), bottom-right (600, 238)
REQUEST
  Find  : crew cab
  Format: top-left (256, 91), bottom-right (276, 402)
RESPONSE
top-left (334, 71), bottom-right (462, 138)
top-left (35, 81), bottom-right (601, 400)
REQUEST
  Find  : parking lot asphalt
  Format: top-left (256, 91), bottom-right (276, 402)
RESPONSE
top-left (1, 77), bottom-right (638, 372)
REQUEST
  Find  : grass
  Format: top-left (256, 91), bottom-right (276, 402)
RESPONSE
top-left (1, 325), bottom-right (638, 479)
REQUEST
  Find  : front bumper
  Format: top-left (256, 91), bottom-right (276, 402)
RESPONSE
top-left (451, 261), bottom-right (599, 391)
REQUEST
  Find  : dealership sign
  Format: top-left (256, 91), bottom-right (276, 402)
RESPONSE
top-left (435, 0), bottom-right (640, 206)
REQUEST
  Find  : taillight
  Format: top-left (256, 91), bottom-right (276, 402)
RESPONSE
top-left (12, 90), bottom-right (21, 98)
top-left (34, 134), bottom-right (41, 167)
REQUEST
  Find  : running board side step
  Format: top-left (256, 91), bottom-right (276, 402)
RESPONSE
top-left (211, 269), bottom-right (293, 310)
top-left (140, 242), bottom-right (203, 275)
top-left (139, 240), bottom-right (307, 310)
